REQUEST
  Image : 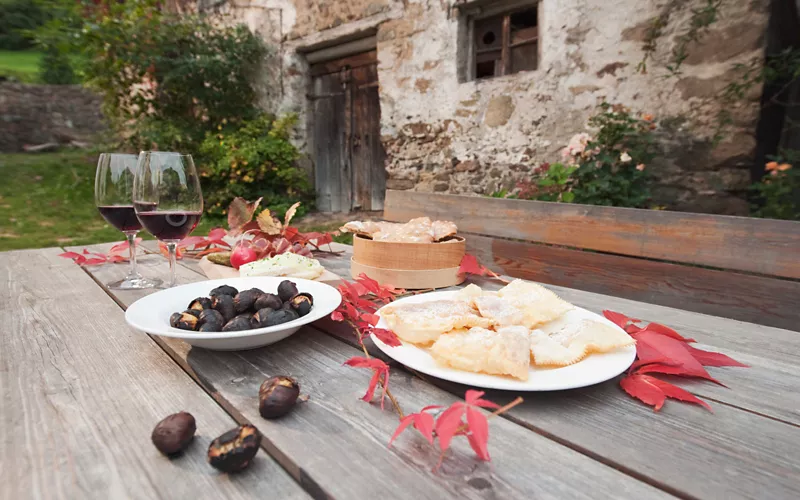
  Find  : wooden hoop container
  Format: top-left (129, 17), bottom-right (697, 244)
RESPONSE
top-left (351, 235), bottom-right (466, 289)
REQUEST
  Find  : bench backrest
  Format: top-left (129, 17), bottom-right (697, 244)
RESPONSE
top-left (383, 190), bottom-right (800, 331)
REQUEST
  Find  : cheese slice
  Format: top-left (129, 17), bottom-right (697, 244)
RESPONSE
top-left (239, 253), bottom-right (324, 280)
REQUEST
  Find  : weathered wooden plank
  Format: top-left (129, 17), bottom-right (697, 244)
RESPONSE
top-left (462, 233), bottom-right (800, 331)
top-left (383, 190), bottom-right (800, 279)
top-left (312, 73), bottom-right (348, 212)
top-left (350, 63), bottom-right (385, 211)
top-left (0, 248), bottom-right (306, 500)
top-left (79, 243), bottom-right (672, 499)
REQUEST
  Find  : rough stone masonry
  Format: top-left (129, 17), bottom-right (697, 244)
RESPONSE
top-left (194, 0), bottom-right (769, 215)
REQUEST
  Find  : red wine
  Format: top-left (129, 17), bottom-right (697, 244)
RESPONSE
top-left (98, 205), bottom-right (142, 232)
top-left (137, 211), bottom-right (202, 241)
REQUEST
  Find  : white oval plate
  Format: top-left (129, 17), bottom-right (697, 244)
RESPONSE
top-left (125, 277), bottom-right (342, 351)
top-left (373, 291), bottom-right (636, 391)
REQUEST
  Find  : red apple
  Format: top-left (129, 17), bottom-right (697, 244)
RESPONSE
top-left (230, 243), bottom-right (258, 270)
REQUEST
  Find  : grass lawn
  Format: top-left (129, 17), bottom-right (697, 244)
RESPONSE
top-left (0, 50), bottom-right (42, 83)
top-left (0, 151), bottom-right (351, 252)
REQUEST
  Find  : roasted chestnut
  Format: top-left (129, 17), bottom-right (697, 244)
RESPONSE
top-left (212, 294), bottom-right (236, 322)
top-left (151, 411), bottom-right (196, 456)
top-left (199, 309), bottom-right (224, 330)
top-left (265, 308), bottom-right (298, 327)
top-left (183, 309), bottom-right (201, 318)
top-left (170, 312), bottom-right (199, 331)
top-left (277, 280), bottom-right (299, 302)
top-left (259, 376), bottom-right (300, 419)
top-left (233, 289), bottom-right (259, 313)
top-left (222, 315), bottom-right (252, 332)
top-left (289, 293), bottom-right (313, 317)
top-left (198, 323), bottom-right (220, 332)
top-left (254, 293), bottom-right (282, 311)
top-left (207, 424), bottom-right (261, 473)
top-left (249, 287), bottom-right (265, 295)
top-left (188, 297), bottom-right (212, 311)
top-left (210, 285), bottom-right (238, 297)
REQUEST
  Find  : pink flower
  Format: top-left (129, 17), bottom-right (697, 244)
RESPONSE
top-left (636, 164), bottom-right (645, 171)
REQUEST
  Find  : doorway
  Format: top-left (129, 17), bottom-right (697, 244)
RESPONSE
top-left (309, 49), bottom-right (386, 213)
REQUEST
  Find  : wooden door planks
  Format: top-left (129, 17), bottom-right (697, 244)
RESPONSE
top-left (77, 243), bottom-right (671, 499)
top-left (383, 190), bottom-right (800, 279)
top-left (0, 248), bottom-right (306, 500)
top-left (465, 233), bottom-right (800, 331)
top-left (311, 73), bottom-right (349, 212)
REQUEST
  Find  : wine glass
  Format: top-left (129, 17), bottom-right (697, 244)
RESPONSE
top-left (95, 153), bottom-right (162, 290)
top-left (133, 152), bottom-right (203, 288)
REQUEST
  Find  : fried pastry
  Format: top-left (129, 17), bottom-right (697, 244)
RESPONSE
top-left (380, 300), bottom-right (494, 345)
top-left (340, 217), bottom-right (458, 243)
top-left (430, 326), bottom-right (530, 381)
top-left (530, 319), bottom-right (635, 366)
top-left (493, 279), bottom-right (574, 328)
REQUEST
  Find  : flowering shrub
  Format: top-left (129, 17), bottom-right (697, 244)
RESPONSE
top-left (492, 103), bottom-right (657, 208)
top-left (751, 158), bottom-right (800, 220)
top-left (563, 103), bottom-right (657, 208)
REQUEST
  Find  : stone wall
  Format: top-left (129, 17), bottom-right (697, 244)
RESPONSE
top-left (203, 0), bottom-right (770, 215)
top-left (374, 0), bottom-right (768, 215)
top-left (0, 83), bottom-right (106, 152)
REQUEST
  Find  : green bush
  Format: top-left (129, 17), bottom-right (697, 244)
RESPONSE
top-left (198, 114), bottom-right (314, 218)
top-left (0, 0), bottom-right (46, 50)
top-left (37, 0), bottom-right (265, 151)
top-left (38, 44), bottom-right (76, 84)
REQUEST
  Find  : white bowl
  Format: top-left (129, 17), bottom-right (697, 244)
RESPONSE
top-left (125, 277), bottom-right (342, 350)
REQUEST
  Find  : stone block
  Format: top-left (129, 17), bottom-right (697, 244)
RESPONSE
top-left (484, 96), bottom-right (514, 128)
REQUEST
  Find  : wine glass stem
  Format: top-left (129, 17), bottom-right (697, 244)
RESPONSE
top-left (125, 231), bottom-right (140, 279)
top-left (167, 242), bottom-right (178, 287)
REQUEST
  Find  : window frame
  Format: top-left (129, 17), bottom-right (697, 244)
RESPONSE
top-left (459, 0), bottom-right (541, 82)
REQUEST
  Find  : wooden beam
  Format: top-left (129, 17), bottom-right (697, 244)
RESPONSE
top-left (383, 190), bottom-right (800, 279)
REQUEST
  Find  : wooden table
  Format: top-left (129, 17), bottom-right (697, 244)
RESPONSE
top-left (2, 241), bottom-right (799, 500)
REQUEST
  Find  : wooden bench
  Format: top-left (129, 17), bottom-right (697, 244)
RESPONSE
top-left (383, 190), bottom-right (800, 332)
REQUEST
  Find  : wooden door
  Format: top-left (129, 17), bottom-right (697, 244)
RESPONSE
top-left (310, 50), bottom-right (385, 212)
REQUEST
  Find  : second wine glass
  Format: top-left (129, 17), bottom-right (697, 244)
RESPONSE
top-left (133, 152), bottom-right (203, 287)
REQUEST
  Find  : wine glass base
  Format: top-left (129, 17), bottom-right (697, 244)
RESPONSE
top-left (107, 276), bottom-right (163, 290)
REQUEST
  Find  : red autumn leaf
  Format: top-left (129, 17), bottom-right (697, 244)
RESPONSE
top-left (59, 251), bottom-right (84, 260)
top-left (389, 415), bottom-right (415, 447)
top-left (686, 345), bottom-right (748, 367)
top-left (207, 227), bottom-right (228, 243)
top-left (629, 356), bottom-right (676, 372)
top-left (109, 238), bottom-right (142, 253)
top-left (344, 356), bottom-right (390, 409)
top-left (315, 232), bottom-right (333, 246)
top-left (635, 331), bottom-right (722, 385)
top-left (621, 374), bottom-right (711, 412)
top-left (635, 363), bottom-right (726, 388)
top-left (369, 328), bottom-right (402, 347)
top-left (625, 323), bottom-right (643, 334)
top-left (414, 411), bottom-right (436, 445)
top-left (283, 226), bottom-right (301, 243)
top-left (642, 322), bottom-right (696, 343)
top-left (647, 376), bottom-right (712, 412)
top-left (465, 407), bottom-right (490, 461)
top-left (389, 410), bottom-right (436, 447)
top-left (83, 257), bottom-right (107, 266)
top-left (602, 310), bottom-right (640, 329)
top-left (227, 197), bottom-right (262, 233)
top-left (360, 313), bottom-right (380, 326)
top-left (620, 373), bottom-right (667, 410)
top-left (458, 254), bottom-right (487, 276)
top-left (465, 389), bottom-right (501, 410)
top-left (434, 402), bottom-right (466, 453)
top-left (331, 311), bottom-right (345, 322)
